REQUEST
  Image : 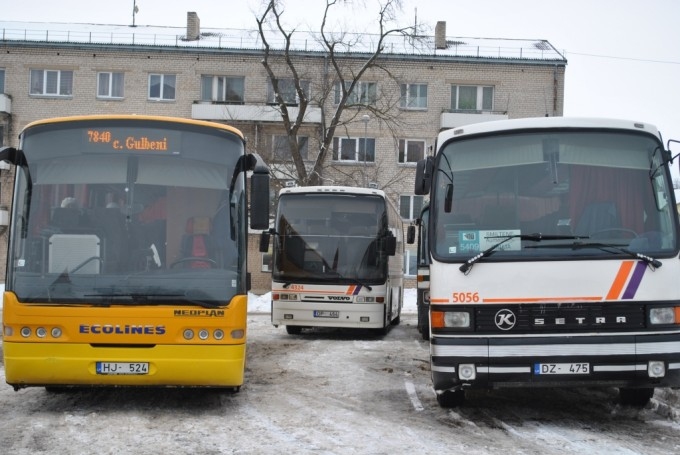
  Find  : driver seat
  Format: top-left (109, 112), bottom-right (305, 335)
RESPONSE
top-left (574, 202), bottom-right (621, 237)
top-left (180, 216), bottom-right (213, 268)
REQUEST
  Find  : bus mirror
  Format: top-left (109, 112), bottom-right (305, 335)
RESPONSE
top-left (444, 183), bottom-right (453, 213)
top-left (250, 172), bottom-right (270, 230)
top-left (0, 147), bottom-right (21, 166)
top-left (406, 225), bottom-right (415, 244)
top-left (259, 230), bottom-right (271, 253)
top-left (414, 157), bottom-right (434, 195)
top-left (385, 234), bottom-right (397, 256)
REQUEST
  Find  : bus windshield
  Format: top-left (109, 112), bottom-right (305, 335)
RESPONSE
top-left (273, 193), bottom-right (388, 284)
top-left (9, 118), bottom-right (248, 306)
top-left (432, 130), bottom-right (678, 263)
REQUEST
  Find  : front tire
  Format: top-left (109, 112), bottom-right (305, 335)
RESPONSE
top-left (619, 387), bottom-right (654, 407)
top-left (436, 389), bottom-right (465, 408)
top-left (285, 325), bottom-right (302, 335)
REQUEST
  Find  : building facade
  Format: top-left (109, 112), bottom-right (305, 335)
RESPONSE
top-left (0, 15), bottom-right (566, 292)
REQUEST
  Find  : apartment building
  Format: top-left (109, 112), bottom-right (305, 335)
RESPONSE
top-left (0, 14), bottom-right (566, 292)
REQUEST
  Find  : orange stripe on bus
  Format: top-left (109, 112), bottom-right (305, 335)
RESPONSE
top-left (605, 260), bottom-right (634, 300)
top-left (430, 298), bottom-right (449, 304)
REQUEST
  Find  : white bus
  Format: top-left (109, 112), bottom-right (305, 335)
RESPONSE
top-left (414, 117), bottom-right (680, 407)
top-left (260, 186), bottom-right (404, 335)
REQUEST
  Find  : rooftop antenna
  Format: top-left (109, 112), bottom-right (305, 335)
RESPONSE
top-left (132, 0), bottom-right (139, 27)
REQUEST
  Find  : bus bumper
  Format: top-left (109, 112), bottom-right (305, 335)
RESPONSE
top-left (3, 342), bottom-right (245, 388)
top-left (272, 301), bottom-right (386, 329)
top-left (430, 333), bottom-right (680, 392)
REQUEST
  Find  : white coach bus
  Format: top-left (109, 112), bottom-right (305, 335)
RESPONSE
top-left (414, 117), bottom-right (680, 407)
top-left (260, 186), bottom-right (404, 335)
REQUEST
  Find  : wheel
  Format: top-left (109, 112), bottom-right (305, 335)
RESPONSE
top-left (285, 325), bottom-right (302, 335)
top-left (619, 387), bottom-right (654, 407)
top-left (436, 389), bottom-right (465, 408)
top-left (391, 314), bottom-right (401, 326)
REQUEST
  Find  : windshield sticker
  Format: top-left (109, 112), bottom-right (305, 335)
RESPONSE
top-left (453, 229), bottom-right (522, 254)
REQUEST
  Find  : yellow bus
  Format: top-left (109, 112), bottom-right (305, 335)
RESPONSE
top-left (0, 115), bottom-right (269, 391)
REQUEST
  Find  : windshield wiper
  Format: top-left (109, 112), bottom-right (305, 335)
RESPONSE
top-left (526, 241), bottom-right (662, 269)
top-left (459, 233), bottom-right (584, 274)
top-left (321, 270), bottom-right (373, 291)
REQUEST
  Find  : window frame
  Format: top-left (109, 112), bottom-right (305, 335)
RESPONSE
top-left (97, 71), bottom-right (125, 99)
top-left (404, 248), bottom-right (417, 277)
top-left (398, 139), bottom-right (426, 165)
top-left (400, 83), bottom-right (428, 110)
top-left (200, 75), bottom-right (245, 104)
top-left (399, 194), bottom-right (424, 221)
top-left (148, 73), bottom-right (176, 101)
top-left (334, 81), bottom-right (378, 106)
top-left (267, 78), bottom-right (310, 106)
top-left (29, 69), bottom-right (73, 97)
top-left (450, 84), bottom-right (494, 112)
top-left (271, 135), bottom-right (309, 162)
top-left (0, 68), bottom-right (5, 94)
top-left (332, 137), bottom-right (376, 163)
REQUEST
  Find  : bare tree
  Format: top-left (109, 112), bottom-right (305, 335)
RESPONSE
top-left (256, 0), bottom-right (420, 187)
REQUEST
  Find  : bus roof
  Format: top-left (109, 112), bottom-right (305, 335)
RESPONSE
top-left (21, 114), bottom-right (245, 139)
top-left (437, 116), bottom-right (661, 144)
top-left (279, 185), bottom-right (386, 198)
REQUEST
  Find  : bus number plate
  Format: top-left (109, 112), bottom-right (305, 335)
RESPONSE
top-left (96, 362), bottom-right (149, 375)
top-left (314, 310), bottom-right (340, 318)
top-left (534, 363), bottom-right (589, 375)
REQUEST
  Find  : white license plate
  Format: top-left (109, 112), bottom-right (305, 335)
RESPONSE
top-left (96, 362), bottom-right (149, 375)
top-left (534, 363), bottom-right (589, 375)
top-left (314, 310), bottom-right (340, 318)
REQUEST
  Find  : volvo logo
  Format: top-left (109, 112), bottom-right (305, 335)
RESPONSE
top-left (494, 309), bottom-right (516, 330)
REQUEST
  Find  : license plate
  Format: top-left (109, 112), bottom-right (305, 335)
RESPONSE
top-left (96, 362), bottom-right (149, 375)
top-left (534, 363), bottom-right (589, 375)
top-left (314, 310), bottom-right (340, 318)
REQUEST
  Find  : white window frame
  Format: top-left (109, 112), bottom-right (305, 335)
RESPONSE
top-left (267, 78), bottom-right (310, 105)
top-left (400, 194), bottom-right (424, 221)
top-left (200, 75), bottom-right (245, 103)
top-left (334, 81), bottom-right (377, 106)
top-left (398, 139), bottom-right (426, 164)
top-left (332, 137), bottom-right (375, 163)
top-left (451, 85), bottom-right (494, 111)
top-left (148, 73), bottom-right (176, 101)
top-left (404, 248), bottom-right (417, 277)
top-left (400, 83), bottom-right (428, 110)
top-left (97, 71), bottom-right (124, 99)
top-left (29, 69), bottom-right (73, 97)
top-left (272, 135), bottom-right (309, 162)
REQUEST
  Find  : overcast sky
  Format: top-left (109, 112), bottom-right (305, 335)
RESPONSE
top-left (2, 0), bottom-right (680, 157)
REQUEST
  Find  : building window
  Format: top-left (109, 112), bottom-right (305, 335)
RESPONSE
top-left (267, 79), bottom-right (310, 105)
top-left (200, 75), bottom-right (244, 103)
top-left (400, 194), bottom-right (424, 220)
top-left (334, 81), bottom-right (377, 106)
top-left (451, 85), bottom-right (494, 111)
top-left (398, 139), bottom-right (426, 164)
top-left (30, 69), bottom-right (73, 96)
top-left (272, 135), bottom-right (309, 161)
top-left (404, 248), bottom-right (417, 277)
top-left (0, 69), bottom-right (5, 93)
top-left (332, 137), bottom-right (375, 163)
top-left (400, 83), bottom-right (428, 109)
top-left (148, 74), bottom-right (176, 101)
top-left (97, 72), bottom-right (124, 99)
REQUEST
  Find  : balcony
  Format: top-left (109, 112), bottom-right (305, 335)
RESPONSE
top-left (191, 102), bottom-right (322, 124)
top-left (0, 93), bottom-right (11, 115)
top-left (440, 110), bottom-right (507, 130)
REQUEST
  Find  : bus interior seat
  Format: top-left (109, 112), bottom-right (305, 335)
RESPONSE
top-left (180, 216), bottom-right (213, 268)
top-left (50, 207), bottom-right (88, 231)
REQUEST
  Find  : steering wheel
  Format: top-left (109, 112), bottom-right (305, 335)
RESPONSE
top-left (170, 257), bottom-right (218, 268)
top-left (589, 228), bottom-right (638, 239)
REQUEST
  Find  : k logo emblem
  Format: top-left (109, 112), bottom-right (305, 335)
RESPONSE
top-left (495, 309), bottom-right (516, 330)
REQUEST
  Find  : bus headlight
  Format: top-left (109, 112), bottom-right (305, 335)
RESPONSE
top-left (198, 329), bottom-right (210, 340)
top-left (36, 327), bottom-right (47, 338)
top-left (183, 329), bottom-right (194, 340)
top-left (649, 307), bottom-right (678, 325)
top-left (20, 327), bottom-right (31, 338)
top-left (458, 363), bottom-right (477, 381)
top-left (648, 361), bottom-right (666, 378)
top-left (431, 311), bottom-right (471, 328)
